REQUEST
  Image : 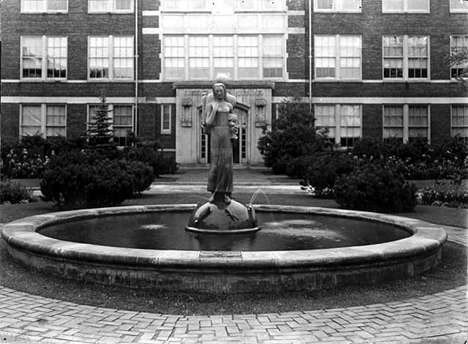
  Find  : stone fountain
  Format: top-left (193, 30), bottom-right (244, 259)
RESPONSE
top-left (0, 80), bottom-right (447, 293)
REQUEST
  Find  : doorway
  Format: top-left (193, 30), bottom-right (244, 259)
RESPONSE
top-left (199, 107), bottom-right (247, 165)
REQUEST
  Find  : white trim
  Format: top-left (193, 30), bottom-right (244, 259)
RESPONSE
top-left (142, 10), bottom-right (160, 16)
top-left (288, 28), bottom-right (305, 34)
top-left (271, 97), bottom-right (468, 104)
top-left (2, 97), bottom-right (136, 104)
top-left (143, 28), bottom-right (160, 35)
top-left (382, 0), bottom-right (430, 13)
top-left (3, 97), bottom-right (468, 105)
top-left (287, 10), bottom-right (305, 15)
top-left (161, 104), bottom-right (172, 135)
top-left (0, 79), bottom-right (462, 85)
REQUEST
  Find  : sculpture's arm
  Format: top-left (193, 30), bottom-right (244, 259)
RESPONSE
top-left (205, 103), bottom-right (218, 126)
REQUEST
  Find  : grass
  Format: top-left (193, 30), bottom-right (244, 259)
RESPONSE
top-left (0, 191), bottom-right (467, 316)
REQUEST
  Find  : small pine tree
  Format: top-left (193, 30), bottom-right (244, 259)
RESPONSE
top-left (87, 93), bottom-right (114, 147)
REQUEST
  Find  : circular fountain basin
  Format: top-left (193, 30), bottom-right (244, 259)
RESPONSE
top-left (1, 205), bottom-right (447, 293)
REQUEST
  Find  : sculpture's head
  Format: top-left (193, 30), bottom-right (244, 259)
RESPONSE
top-left (213, 83), bottom-right (227, 101)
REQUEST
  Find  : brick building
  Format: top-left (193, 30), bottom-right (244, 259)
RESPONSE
top-left (1, 0), bottom-right (467, 166)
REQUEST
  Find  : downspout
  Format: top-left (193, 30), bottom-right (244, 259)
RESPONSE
top-left (134, 0), bottom-right (139, 138)
top-left (308, 0), bottom-right (313, 125)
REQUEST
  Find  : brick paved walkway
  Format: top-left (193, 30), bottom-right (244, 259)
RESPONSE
top-left (1, 170), bottom-right (467, 343)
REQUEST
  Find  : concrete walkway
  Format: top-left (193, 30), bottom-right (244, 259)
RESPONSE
top-left (1, 168), bottom-right (467, 344)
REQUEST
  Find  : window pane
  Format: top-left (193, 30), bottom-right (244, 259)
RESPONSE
top-left (408, 36), bottom-right (428, 79)
top-left (162, 105), bottom-right (171, 131)
top-left (213, 36), bottom-right (234, 79)
top-left (164, 36), bottom-right (185, 79)
top-left (383, 0), bottom-right (404, 11)
top-left (450, 36), bottom-right (468, 78)
top-left (21, 105), bottom-right (42, 136)
top-left (22, 36), bottom-right (43, 78)
top-left (450, 0), bottom-right (468, 11)
top-left (89, 37), bottom-right (109, 78)
top-left (408, 105), bottom-right (429, 139)
top-left (316, 0), bottom-right (333, 10)
top-left (238, 36), bottom-right (258, 78)
top-left (340, 36), bottom-right (361, 79)
top-left (342, 0), bottom-right (360, 10)
top-left (407, 0), bottom-right (429, 11)
top-left (189, 36), bottom-right (209, 79)
top-left (46, 105), bottom-right (66, 137)
top-left (315, 105), bottom-right (336, 129)
top-left (263, 36), bottom-right (283, 78)
top-left (23, 0), bottom-right (43, 12)
top-left (315, 36), bottom-right (336, 78)
top-left (383, 36), bottom-right (404, 79)
top-left (115, 0), bottom-right (132, 10)
top-left (47, 37), bottom-right (67, 78)
top-left (113, 36), bottom-right (133, 79)
top-left (89, 0), bottom-right (110, 12)
top-left (48, 0), bottom-right (67, 11)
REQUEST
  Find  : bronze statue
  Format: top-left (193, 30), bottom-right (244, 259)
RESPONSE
top-left (202, 82), bottom-right (238, 204)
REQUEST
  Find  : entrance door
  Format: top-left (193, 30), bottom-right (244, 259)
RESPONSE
top-left (199, 107), bottom-right (247, 165)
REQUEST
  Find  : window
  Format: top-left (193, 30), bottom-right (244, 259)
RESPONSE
top-left (451, 106), bottom-right (468, 142)
top-left (450, 36), bottom-right (468, 79)
top-left (88, 104), bottom-right (134, 145)
top-left (382, 0), bottom-right (430, 12)
top-left (238, 36), bottom-right (259, 79)
top-left (22, 0), bottom-right (68, 13)
top-left (383, 105), bottom-right (429, 142)
top-left (450, 0), bottom-right (468, 12)
top-left (89, 36), bottom-right (134, 80)
top-left (315, 104), bottom-right (362, 147)
top-left (21, 36), bottom-right (67, 80)
top-left (163, 34), bottom-right (282, 80)
top-left (263, 36), bottom-right (284, 78)
top-left (21, 104), bottom-right (66, 137)
top-left (89, 0), bottom-right (133, 13)
top-left (113, 106), bottom-right (133, 146)
top-left (164, 36), bottom-right (185, 80)
top-left (213, 36), bottom-right (234, 79)
top-left (383, 35), bottom-right (429, 80)
top-left (188, 36), bottom-right (209, 79)
top-left (161, 105), bottom-right (172, 134)
top-left (315, 35), bottom-right (362, 80)
top-left (315, 0), bottom-right (361, 12)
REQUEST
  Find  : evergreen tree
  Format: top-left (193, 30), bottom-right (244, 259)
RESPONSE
top-left (257, 97), bottom-right (332, 175)
top-left (87, 93), bottom-right (114, 147)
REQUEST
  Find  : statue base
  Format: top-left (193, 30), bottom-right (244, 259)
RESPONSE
top-left (186, 199), bottom-right (260, 234)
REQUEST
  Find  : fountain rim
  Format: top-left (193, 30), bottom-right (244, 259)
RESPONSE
top-left (1, 204), bottom-right (447, 270)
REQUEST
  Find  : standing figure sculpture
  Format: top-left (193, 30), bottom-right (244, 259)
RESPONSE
top-left (186, 79), bottom-right (258, 233)
top-left (202, 82), bottom-right (238, 204)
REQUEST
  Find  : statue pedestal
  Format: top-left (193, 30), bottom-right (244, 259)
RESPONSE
top-left (186, 200), bottom-right (260, 234)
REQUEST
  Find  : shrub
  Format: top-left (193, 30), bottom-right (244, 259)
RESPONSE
top-left (124, 160), bottom-right (154, 194)
top-left (40, 151), bottom-right (152, 208)
top-left (334, 162), bottom-right (417, 213)
top-left (419, 179), bottom-right (468, 208)
top-left (0, 180), bottom-right (34, 204)
top-left (1, 135), bottom-right (85, 179)
top-left (298, 152), bottom-right (356, 198)
top-left (351, 137), bottom-right (468, 180)
top-left (257, 98), bottom-right (332, 175)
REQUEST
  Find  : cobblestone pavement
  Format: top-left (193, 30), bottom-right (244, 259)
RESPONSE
top-left (1, 169), bottom-right (467, 343)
